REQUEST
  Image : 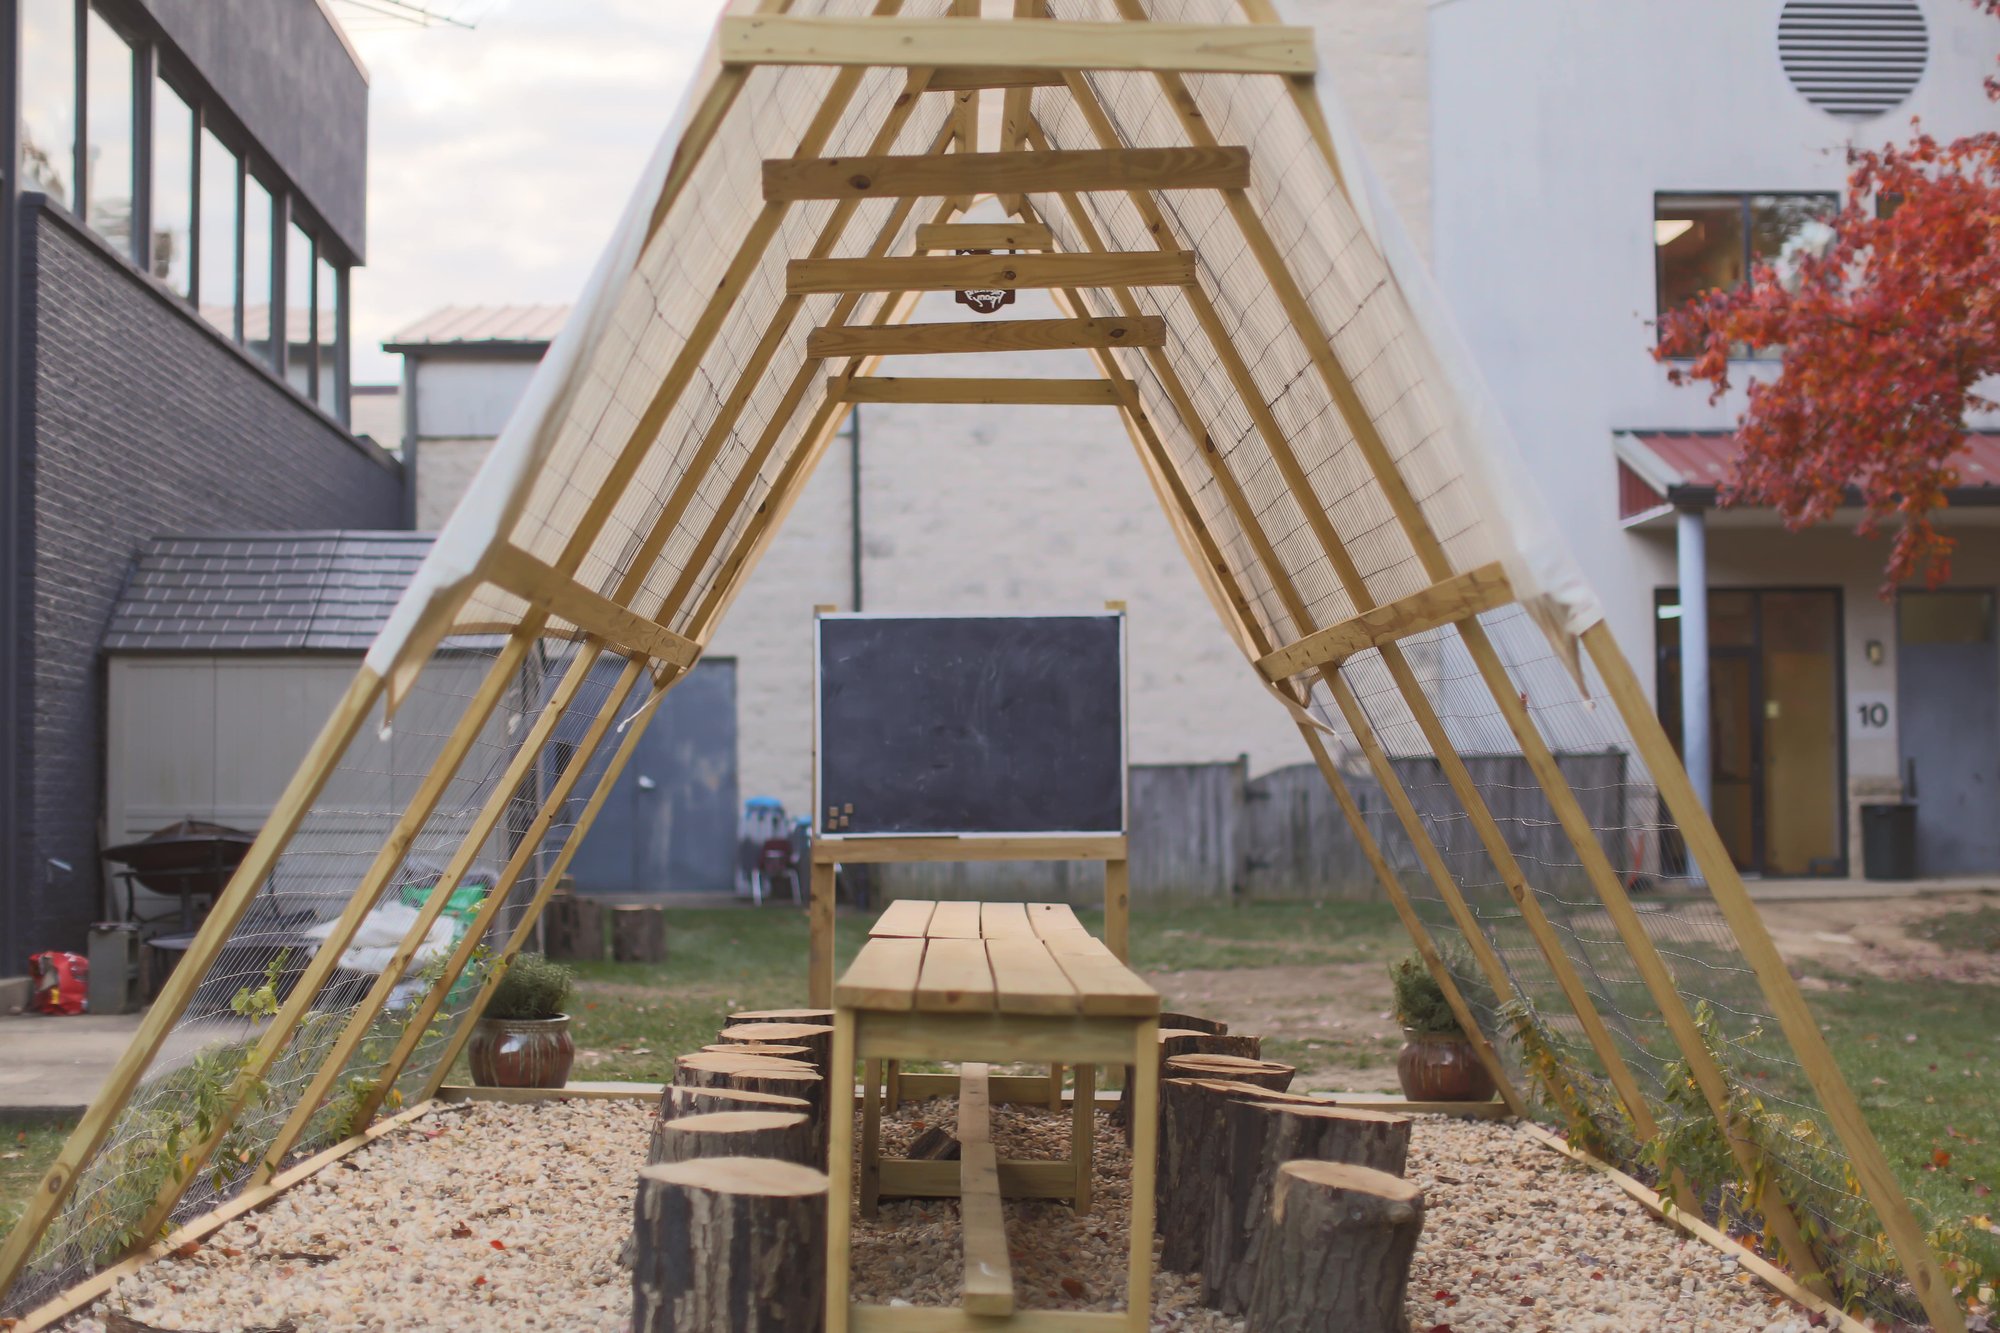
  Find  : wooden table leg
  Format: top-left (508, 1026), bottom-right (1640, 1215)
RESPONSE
top-left (827, 1010), bottom-right (857, 1333)
top-left (1072, 1062), bottom-right (1095, 1213)
top-left (885, 1059), bottom-right (900, 1112)
top-left (861, 1057), bottom-right (883, 1218)
top-left (1048, 1062), bottom-right (1065, 1111)
top-left (1126, 1024), bottom-right (1158, 1331)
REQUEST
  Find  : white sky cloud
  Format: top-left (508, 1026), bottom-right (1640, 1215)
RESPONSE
top-left (346, 1), bottom-right (728, 383)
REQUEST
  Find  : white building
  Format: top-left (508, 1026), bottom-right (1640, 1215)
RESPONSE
top-left (1429, 0), bottom-right (2000, 877)
top-left (395, 0), bottom-right (2000, 879)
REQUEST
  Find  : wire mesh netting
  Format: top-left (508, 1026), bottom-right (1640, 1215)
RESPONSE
top-left (3, 1), bottom-right (1946, 1324)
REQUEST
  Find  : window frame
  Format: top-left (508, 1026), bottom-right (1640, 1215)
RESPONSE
top-left (1653, 190), bottom-right (1840, 361)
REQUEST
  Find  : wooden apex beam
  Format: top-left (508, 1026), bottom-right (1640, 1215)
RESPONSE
top-left (913, 221), bottom-right (1054, 251)
top-left (788, 250), bottom-right (1194, 295)
top-left (835, 376), bottom-right (1122, 405)
top-left (484, 544), bottom-right (699, 669)
top-left (927, 66), bottom-right (1064, 91)
top-left (720, 16), bottom-right (1316, 76)
top-left (1256, 562), bottom-right (1514, 680)
top-left (763, 147), bottom-right (1249, 202)
top-left (808, 315), bottom-right (1159, 358)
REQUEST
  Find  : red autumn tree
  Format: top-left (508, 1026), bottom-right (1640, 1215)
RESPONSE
top-left (1654, 0), bottom-right (2000, 590)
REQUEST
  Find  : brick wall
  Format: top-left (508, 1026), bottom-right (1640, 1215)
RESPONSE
top-left (9, 201), bottom-right (404, 961)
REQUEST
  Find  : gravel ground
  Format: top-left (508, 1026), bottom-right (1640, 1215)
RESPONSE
top-left (58, 1097), bottom-right (1823, 1332)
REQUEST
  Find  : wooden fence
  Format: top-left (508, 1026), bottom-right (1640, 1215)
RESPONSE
top-left (872, 751), bottom-right (1632, 904)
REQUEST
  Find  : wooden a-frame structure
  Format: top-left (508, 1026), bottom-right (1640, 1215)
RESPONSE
top-left (0, 4), bottom-right (1965, 1328)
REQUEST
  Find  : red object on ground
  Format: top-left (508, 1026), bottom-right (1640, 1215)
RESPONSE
top-left (28, 951), bottom-right (89, 1014)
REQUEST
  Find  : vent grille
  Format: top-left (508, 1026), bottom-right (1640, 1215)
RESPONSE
top-left (1779, 0), bottom-right (1929, 117)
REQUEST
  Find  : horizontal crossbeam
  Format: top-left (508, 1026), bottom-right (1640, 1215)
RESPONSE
top-left (809, 316), bottom-right (1162, 358)
top-left (913, 221), bottom-right (1054, 251)
top-left (927, 66), bottom-right (1065, 91)
top-left (813, 834), bottom-right (1127, 864)
top-left (484, 544), bottom-right (701, 669)
top-left (763, 147), bottom-right (1249, 201)
top-left (1255, 561), bottom-right (1514, 680)
top-left (787, 251), bottom-right (1194, 295)
top-left (719, 16), bottom-right (1316, 76)
top-left (836, 376), bottom-right (1121, 405)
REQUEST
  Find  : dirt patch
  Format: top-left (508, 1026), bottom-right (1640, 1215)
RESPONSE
top-left (1141, 961), bottom-right (1403, 1094)
top-left (1749, 891), bottom-right (2000, 986)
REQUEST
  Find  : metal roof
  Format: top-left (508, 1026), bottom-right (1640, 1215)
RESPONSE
top-left (104, 532), bottom-right (435, 653)
top-left (1614, 429), bottom-right (2000, 520)
top-left (383, 304), bottom-right (570, 350)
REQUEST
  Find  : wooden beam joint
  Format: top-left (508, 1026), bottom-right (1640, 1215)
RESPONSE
top-left (1256, 562), bottom-right (1514, 680)
top-left (763, 147), bottom-right (1249, 202)
top-left (484, 545), bottom-right (700, 669)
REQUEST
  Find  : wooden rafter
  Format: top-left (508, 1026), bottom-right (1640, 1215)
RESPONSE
top-left (762, 146), bottom-right (1249, 201)
top-left (485, 545), bottom-right (700, 669)
top-left (808, 315), bottom-right (1157, 357)
top-left (926, 66), bottom-right (1063, 91)
top-left (787, 249), bottom-right (1194, 294)
top-left (719, 15), bottom-right (1316, 76)
top-left (834, 376), bottom-right (1121, 405)
top-left (1256, 562), bottom-right (1514, 680)
top-left (912, 221), bottom-right (1055, 250)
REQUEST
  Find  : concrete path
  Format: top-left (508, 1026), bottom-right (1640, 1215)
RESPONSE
top-left (0, 1011), bottom-right (145, 1119)
top-left (1742, 875), bottom-right (1998, 902)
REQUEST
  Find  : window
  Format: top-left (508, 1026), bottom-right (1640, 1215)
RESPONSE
top-left (83, 5), bottom-right (136, 254)
top-left (152, 79), bottom-right (194, 294)
top-left (1655, 192), bottom-right (1838, 354)
top-left (242, 172), bottom-right (273, 364)
top-left (287, 219), bottom-right (315, 397)
top-left (20, 0), bottom-right (76, 206)
top-left (316, 253), bottom-right (342, 418)
top-left (196, 127), bottom-right (237, 335)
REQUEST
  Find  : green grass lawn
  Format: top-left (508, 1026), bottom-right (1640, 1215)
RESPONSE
top-left (1, 1119), bottom-right (74, 1235)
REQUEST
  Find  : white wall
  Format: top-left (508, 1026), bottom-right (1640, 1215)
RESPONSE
top-left (1429, 0), bottom-right (2000, 670)
top-left (410, 358), bottom-right (542, 438)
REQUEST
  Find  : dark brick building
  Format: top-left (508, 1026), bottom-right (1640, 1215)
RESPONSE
top-left (2, 0), bottom-right (405, 971)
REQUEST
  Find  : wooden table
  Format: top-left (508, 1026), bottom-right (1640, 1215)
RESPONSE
top-left (828, 900), bottom-right (1161, 1332)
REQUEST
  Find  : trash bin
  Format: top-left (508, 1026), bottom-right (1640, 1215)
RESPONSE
top-left (1860, 802), bottom-right (1918, 881)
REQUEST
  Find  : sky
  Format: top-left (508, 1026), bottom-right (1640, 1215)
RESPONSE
top-left (343, 1), bottom-right (730, 384)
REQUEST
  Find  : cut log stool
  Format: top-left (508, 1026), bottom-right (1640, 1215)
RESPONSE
top-left (612, 905), bottom-right (668, 963)
top-left (656, 1085), bottom-right (810, 1157)
top-left (1155, 1075), bottom-right (1307, 1272)
top-left (672, 1052), bottom-right (826, 1162)
top-left (631, 1157), bottom-right (828, 1333)
top-left (716, 1021), bottom-right (835, 1080)
top-left (653, 1110), bottom-right (816, 1168)
top-left (1121, 1028), bottom-right (1267, 1141)
top-left (1203, 1102), bottom-right (1413, 1315)
top-left (542, 894), bottom-right (605, 962)
top-left (728, 1007), bottom-right (835, 1026)
top-left (1245, 1161), bottom-right (1425, 1333)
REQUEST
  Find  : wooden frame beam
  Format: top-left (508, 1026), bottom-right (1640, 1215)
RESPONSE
top-left (809, 315), bottom-right (1158, 358)
top-left (926, 66), bottom-right (1063, 91)
top-left (1256, 561), bottom-right (1513, 679)
top-left (720, 16), bottom-right (1316, 76)
top-left (788, 250), bottom-right (1194, 294)
top-left (812, 835), bottom-right (1127, 865)
top-left (763, 146), bottom-right (1249, 202)
top-left (913, 221), bottom-right (1052, 251)
top-left (484, 544), bottom-right (700, 669)
top-left (834, 376), bottom-right (1121, 405)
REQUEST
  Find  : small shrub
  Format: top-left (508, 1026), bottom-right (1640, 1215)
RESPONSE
top-left (1389, 954), bottom-right (1461, 1036)
top-left (484, 953), bottom-right (573, 1021)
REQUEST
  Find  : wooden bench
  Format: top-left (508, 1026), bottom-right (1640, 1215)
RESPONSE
top-left (828, 900), bottom-right (1161, 1332)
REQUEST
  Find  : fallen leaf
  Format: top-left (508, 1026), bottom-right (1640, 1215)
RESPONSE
top-left (490, 1239), bottom-right (507, 1250)
top-left (1059, 1277), bottom-right (1085, 1298)
top-left (450, 1223), bottom-right (473, 1239)
top-left (168, 1241), bottom-right (202, 1260)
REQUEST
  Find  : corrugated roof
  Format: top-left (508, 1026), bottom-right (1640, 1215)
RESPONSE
top-left (104, 532), bottom-right (435, 653)
top-left (384, 304), bottom-right (570, 348)
top-left (1615, 429), bottom-right (2000, 517)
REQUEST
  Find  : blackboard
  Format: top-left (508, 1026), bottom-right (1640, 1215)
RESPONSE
top-left (815, 614), bottom-right (1126, 836)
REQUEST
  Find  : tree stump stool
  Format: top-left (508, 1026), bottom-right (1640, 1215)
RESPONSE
top-left (1122, 1030), bottom-right (1268, 1142)
top-left (1203, 1102), bottom-right (1413, 1314)
top-left (1159, 1011), bottom-right (1228, 1035)
top-left (653, 1110), bottom-right (816, 1168)
top-left (716, 1021), bottom-right (835, 1079)
top-left (1163, 1053), bottom-right (1293, 1089)
top-left (1244, 1161), bottom-right (1425, 1333)
top-left (672, 1052), bottom-right (826, 1161)
top-left (1155, 1076), bottom-right (1314, 1272)
top-left (542, 895), bottom-right (605, 962)
top-left (657, 1085), bottom-right (810, 1150)
top-left (631, 1157), bottom-right (828, 1333)
top-left (611, 905), bottom-right (668, 963)
top-left (701, 1043), bottom-right (813, 1061)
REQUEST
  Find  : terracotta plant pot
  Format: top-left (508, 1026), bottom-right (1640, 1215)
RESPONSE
top-left (468, 1014), bottom-right (575, 1089)
top-left (1396, 1029), bottom-right (1495, 1102)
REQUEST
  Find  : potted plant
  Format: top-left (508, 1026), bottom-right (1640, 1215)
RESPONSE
top-left (1390, 954), bottom-right (1495, 1102)
top-left (468, 953), bottom-right (576, 1088)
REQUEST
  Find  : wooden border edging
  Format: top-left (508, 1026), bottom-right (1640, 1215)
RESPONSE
top-left (1519, 1122), bottom-right (1875, 1333)
top-left (12, 1101), bottom-right (442, 1333)
top-left (437, 1081), bottom-right (665, 1103)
